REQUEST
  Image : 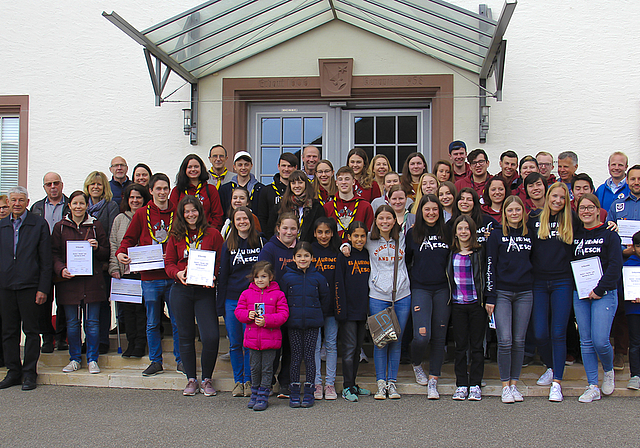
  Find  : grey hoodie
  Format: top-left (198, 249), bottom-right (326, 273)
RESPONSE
top-left (366, 231), bottom-right (411, 302)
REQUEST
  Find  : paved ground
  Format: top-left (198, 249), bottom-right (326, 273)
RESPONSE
top-left (0, 385), bottom-right (635, 447)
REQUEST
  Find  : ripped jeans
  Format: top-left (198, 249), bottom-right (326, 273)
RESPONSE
top-left (410, 287), bottom-right (451, 377)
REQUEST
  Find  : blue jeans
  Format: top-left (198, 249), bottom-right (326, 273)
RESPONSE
top-left (369, 295), bottom-right (411, 382)
top-left (142, 279), bottom-right (180, 364)
top-left (532, 278), bottom-right (573, 381)
top-left (225, 299), bottom-right (250, 383)
top-left (314, 316), bottom-right (338, 386)
top-left (65, 302), bottom-right (101, 363)
top-left (573, 289), bottom-right (617, 385)
top-left (494, 290), bottom-right (533, 382)
top-left (410, 287), bottom-right (451, 376)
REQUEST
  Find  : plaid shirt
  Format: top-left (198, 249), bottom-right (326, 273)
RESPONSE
top-left (452, 253), bottom-right (477, 304)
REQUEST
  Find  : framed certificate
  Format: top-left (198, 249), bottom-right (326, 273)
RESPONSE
top-left (186, 249), bottom-right (217, 287)
top-left (571, 256), bottom-right (603, 299)
top-left (623, 266), bottom-right (640, 301)
top-left (110, 278), bottom-right (143, 304)
top-left (128, 245), bottom-right (164, 272)
top-left (66, 240), bottom-right (93, 276)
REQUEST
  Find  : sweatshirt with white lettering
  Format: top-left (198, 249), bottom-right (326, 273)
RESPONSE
top-left (485, 226), bottom-right (533, 304)
top-left (365, 231), bottom-right (411, 302)
top-left (405, 226), bottom-right (450, 290)
top-left (572, 223), bottom-right (622, 297)
top-left (527, 212), bottom-right (574, 280)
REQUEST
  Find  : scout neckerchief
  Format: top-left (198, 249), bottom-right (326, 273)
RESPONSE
top-left (333, 197), bottom-right (360, 233)
top-left (209, 168), bottom-right (228, 190)
top-left (184, 228), bottom-right (204, 258)
top-left (147, 206), bottom-right (173, 244)
top-left (186, 182), bottom-right (203, 198)
top-left (232, 181), bottom-right (255, 202)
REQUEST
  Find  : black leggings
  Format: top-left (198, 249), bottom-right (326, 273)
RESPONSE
top-left (289, 328), bottom-right (318, 384)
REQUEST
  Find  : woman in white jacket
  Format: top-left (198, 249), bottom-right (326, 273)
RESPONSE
top-left (367, 204), bottom-right (411, 400)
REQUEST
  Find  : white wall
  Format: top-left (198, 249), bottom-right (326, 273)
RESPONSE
top-left (2, 1), bottom-right (198, 193)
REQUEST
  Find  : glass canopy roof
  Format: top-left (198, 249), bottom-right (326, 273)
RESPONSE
top-left (106, 0), bottom-right (508, 80)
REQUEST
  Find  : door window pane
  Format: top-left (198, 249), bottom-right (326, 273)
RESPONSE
top-left (261, 118), bottom-right (280, 145)
top-left (304, 117), bottom-right (323, 146)
top-left (398, 116), bottom-right (418, 144)
top-left (282, 118), bottom-right (302, 145)
top-left (354, 117), bottom-right (373, 145)
top-left (376, 116), bottom-right (395, 144)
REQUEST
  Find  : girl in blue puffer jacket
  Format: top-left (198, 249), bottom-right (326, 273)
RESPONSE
top-left (281, 241), bottom-right (330, 409)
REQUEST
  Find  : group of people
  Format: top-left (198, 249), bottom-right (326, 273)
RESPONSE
top-left (0, 141), bottom-right (638, 409)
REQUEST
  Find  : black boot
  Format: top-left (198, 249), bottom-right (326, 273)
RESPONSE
top-left (301, 382), bottom-right (315, 408)
top-left (122, 341), bottom-right (135, 358)
top-left (253, 387), bottom-right (270, 411)
top-left (289, 382), bottom-right (301, 408)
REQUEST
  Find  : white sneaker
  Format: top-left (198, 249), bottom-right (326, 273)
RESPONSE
top-left (627, 375), bottom-right (640, 390)
top-left (88, 361), bottom-right (100, 374)
top-left (537, 368), bottom-right (554, 386)
top-left (387, 381), bottom-right (401, 399)
top-left (427, 377), bottom-right (440, 400)
top-left (374, 379), bottom-right (387, 400)
top-left (413, 364), bottom-right (428, 386)
top-left (452, 386), bottom-right (468, 400)
top-left (501, 386), bottom-right (514, 403)
top-left (601, 370), bottom-right (615, 395)
top-left (62, 360), bottom-right (81, 373)
top-left (549, 382), bottom-right (563, 402)
top-left (579, 384), bottom-right (601, 403)
top-left (468, 385), bottom-right (482, 401)
top-left (510, 385), bottom-right (524, 402)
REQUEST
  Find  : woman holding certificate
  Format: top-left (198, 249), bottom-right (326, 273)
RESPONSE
top-left (571, 193), bottom-right (623, 403)
top-left (51, 190), bottom-right (109, 374)
top-left (165, 196), bottom-right (223, 397)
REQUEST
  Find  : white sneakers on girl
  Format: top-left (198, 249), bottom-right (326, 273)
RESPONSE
top-left (387, 381), bottom-right (401, 399)
top-left (452, 387), bottom-right (468, 400)
top-left (510, 385), bottom-right (524, 402)
top-left (374, 379), bottom-right (387, 400)
top-left (501, 386), bottom-right (514, 403)
top-left (537, 368), bottom-right (554, 386)
top-left (62, 360), bottom-right (81, 373)
top-left (413, 365), bottom-right (428, 386)
top-left (602, 370), bottom-right (615, 395)
top-left (468, 385), bottom-right (482, 401)
top-left (427, 378), bottom-right (439, 400)
top-left (549, 382), bottom-right (563, 402)
top-left (87, 361), bottom-right (100, 374)
top-left (578, 385), bottom-right (601, 403)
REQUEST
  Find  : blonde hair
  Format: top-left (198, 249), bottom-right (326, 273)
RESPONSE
top-left (538, 182), bottom-right (572, 243)
top-left (369, 154), bottom-right (391, 183)
top-left (501, 196), bottom-right (528, 236)
top-left (83, 171), bottom-right (113, 202)
top-left (411, 173), bottom-right (439, 214)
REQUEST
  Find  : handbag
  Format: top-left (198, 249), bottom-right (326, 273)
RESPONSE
top-left (367, 240), bottom-right (401, 348)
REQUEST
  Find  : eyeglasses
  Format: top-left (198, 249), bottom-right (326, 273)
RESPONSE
top-left (578, 205), bottom-right (597, 212)
top-left (538, 162), bottom-right (552, 168)
top-left (110, 164), bottom-right (127, 168)
top-left (44, 181), bottom-right (61, 187)
top-left (210, 155), bottom-right (225, 159)
top-left (470, 159), bottom-right (487, 166)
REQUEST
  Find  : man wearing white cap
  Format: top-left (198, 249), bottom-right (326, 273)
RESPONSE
top-left (218, 151), bottom-right (264, 217)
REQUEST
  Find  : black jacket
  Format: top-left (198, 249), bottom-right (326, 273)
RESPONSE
top-left (0, 211), bottom-right (52, 292)
top-left (257, 174), bottom-right (287, 239)
top-left (30, 195), bottom-right (70, 228)
top-left (446, 246), bottom-right (486, 306)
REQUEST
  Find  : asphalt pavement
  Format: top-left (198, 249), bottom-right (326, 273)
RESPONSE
top-left (0, 385), bottom-right (634, 447)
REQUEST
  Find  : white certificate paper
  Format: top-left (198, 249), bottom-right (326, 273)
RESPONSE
top-left (617, 220), bottom-right (640, 245)
top-left (110, 278), bottom-right (143, 304)
top-left (128, 245), bottom-right (164, 272)
top-left (571, 256), bottom-right (603, 299)
top-left (66, 240), bottom-right (93, 276)
top-left (623, 266), bottom-right (640, 301)
top-left (186, 249), bottom-right (217, 287)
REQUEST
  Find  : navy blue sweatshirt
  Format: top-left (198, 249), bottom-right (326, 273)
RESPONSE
top-left (281, 264), bottom-right (330, 329)
top-left (405, 226), bottom-right (450, 290)
top-left (485, 226), bottom-right (533, 304)
top-left (217, 237), bottom-right (264, 315)
top-left (311, 242), bottom-right (338, 316)
top-left (257, 235), bottom-right (295, 287)
top-left (335, 248), bottom-right (371, 321)
top-left (528, 212), bottom-right (574, 280)
top-left (572, 223), bottom-right (622, 297)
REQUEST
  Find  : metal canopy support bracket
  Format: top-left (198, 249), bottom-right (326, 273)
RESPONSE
top-left (478, 0), bottom-right (515, 142)
top-left (144, 49), bottom-right (171, 107)
top-left (189, 83), bottom-right (198, 145)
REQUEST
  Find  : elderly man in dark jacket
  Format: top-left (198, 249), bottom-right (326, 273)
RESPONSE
top-left (0, 186), bottom-right (52, 390)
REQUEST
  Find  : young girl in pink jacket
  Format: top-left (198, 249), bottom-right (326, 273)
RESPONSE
top-left (235, 261), bottom-right (289, 411)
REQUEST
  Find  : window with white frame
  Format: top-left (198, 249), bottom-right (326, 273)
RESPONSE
top-left (0, 116), bottom-right (20, 193)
